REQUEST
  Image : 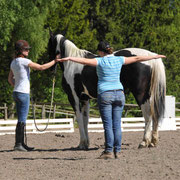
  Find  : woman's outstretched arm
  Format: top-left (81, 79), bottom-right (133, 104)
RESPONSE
top-left (58, 57), bottom-right (97, 66)
top-left (124, 55), bottom-right (166, 65)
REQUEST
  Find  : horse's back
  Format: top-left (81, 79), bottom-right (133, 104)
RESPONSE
top-left (114, 48), bottom-right (157, 57)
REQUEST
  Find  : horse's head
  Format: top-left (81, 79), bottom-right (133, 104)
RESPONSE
top-left (48, 33), bottom-right (58, 61)
top-left (48, 32), bottom-right (66, 71)
top-left (48, 33), bottom-right (67, 58)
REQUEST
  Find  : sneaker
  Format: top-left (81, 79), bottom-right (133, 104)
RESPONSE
top-left (98, 151), bottom-right (114, 159)
top-left (114, 152), bottom-right (121, 159)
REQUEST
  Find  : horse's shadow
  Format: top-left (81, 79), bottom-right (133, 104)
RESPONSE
top-left (33, 146), bottom-right (99, 152)
top-left (0, 143), bottom-right (131, 153)
top-left (60, 146), bottom-right (99, 151)
top-left (33, 148), bottom-right (60, 152)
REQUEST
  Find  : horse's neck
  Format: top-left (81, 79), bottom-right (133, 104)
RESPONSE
top-left (65, 45), bottom-right (86, 58)
top-left (61, 40), bottom-right (97, 73)
top-left (64, 40), bottom-right (78, 57)
top-left (60, 43), bottom-right (84, 73)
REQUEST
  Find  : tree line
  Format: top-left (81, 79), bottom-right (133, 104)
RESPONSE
top-left (0, 0), bottom-right (180, 110)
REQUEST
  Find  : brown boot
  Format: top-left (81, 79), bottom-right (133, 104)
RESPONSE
top-left (114, 152), bottom-right (121, 159)
top-left (98, 151), bottom-right (114, 159)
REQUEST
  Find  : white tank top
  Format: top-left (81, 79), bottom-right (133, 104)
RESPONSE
top-left (10, 57), bottom-right (32, 94)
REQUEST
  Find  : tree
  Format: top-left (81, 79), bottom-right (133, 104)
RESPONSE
top-left (47, 0), bottom-right (97, 52)
top-left (0, 0), bottom-right (59, 105)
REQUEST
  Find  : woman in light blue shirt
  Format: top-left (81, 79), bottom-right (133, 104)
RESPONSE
top-left (58, 41), bottom-right (166, 159)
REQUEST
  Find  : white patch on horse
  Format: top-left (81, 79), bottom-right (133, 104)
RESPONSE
top-left (82, 85), bottom-right (95, 99)
top-left (140, 100), bottom-right (152, 145)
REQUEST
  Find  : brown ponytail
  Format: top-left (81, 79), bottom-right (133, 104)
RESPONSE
top-left (106, 47), bottom-right (113, 54)
top-left (97, 41), bottom-right (113, 54)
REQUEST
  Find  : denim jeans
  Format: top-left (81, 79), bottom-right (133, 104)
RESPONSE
top-left (13, 92), bottom-right (30, 123)
top-left (98, 90), bottom-right (125, 153)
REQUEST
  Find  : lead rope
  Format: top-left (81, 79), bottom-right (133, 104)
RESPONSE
top-left (32, 64), bottom-right (58, 132)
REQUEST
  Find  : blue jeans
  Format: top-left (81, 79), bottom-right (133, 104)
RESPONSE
top-left (13, 92), bottom-right (30, 123)
top-left (98, 90), bottom-right (125, 153)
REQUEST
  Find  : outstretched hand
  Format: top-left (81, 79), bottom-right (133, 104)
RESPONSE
top-left (55, 54), bottom-right (61, 59)
top-left (55, 54), bottom-right (62, 63)
top-left (56, 57), bottom-right (70, 62)
top-left (155, 55), bottom-right (166, 59)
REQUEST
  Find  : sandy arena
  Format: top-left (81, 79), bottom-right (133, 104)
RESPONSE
top-left (0, 129), bottom-right (180, 180)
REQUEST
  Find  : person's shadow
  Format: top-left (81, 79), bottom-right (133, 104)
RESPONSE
top-left (0, 149), bottom-right (14, 152)
top-left (0, 145), bottom-right (99, 153)
top-left (13, 157), bottom-right (86, 161)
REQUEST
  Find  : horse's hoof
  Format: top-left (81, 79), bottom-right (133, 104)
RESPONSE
top-left (138, 141), bottom-right (147, 149)
top-left (148, 143), bottom-right (156, 148)
top-left (148, 143), bottom-right (154, 148)
top-left (151, 139), bottom-right (158, 147)
top-left (78, 144), bottom-right (89, 150)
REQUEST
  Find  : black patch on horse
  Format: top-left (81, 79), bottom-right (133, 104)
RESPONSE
top-left (81, 66), bottom-right (98, 98)
top-left (59, 37), bottom-right (66, 58)
top-left (115, 50), bottom-right (151, 105)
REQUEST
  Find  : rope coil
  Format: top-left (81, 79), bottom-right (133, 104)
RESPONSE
top-left (32, 64), bottom-right (58, 132)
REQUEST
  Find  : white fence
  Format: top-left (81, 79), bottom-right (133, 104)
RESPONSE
top-left (88, 117), bottom-right (180, 132)
top-left (0, 117), bottom-right (180, 135)
top-left (88, 118), bottom-right (146, 132)
top-left (0, 119), bottom-right (74, 135)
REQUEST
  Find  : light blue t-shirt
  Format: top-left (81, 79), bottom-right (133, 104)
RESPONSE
top-left (96, 55), bottom-right (125, 94)
top-left (10, 57), bottom-right (32, 94)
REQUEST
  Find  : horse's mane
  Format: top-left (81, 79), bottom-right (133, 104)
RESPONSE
top-left (56, 34), bottom-right (91, 58)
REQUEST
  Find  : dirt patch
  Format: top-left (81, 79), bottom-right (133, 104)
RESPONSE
top-left (0, 129), bottom-right (180, 180)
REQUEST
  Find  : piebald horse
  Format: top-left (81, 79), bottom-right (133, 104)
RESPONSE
top-left (48, 34), bottom-right (166, 149)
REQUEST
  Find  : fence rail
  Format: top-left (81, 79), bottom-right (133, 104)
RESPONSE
top-left (0, 117), bottom-right (179, 135)
top-left (1, 102), bottom-right (180, 120)
top-left (0, 118), bottom-right (74, 135)
top-left (3, 101), bottom-right (180, 120)
top-left (0, 102), bottom-right (143, 120)
top-left (88, 117), bottom-right (180, 132)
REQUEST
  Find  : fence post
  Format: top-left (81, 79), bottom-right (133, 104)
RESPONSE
top-left (4, 103), bottom-right (7, 120)
top-left (159, 96), bottom-right (176, 130)
top-left (33, 103), bottom-right (36, 118)
top-left (53, 104), bottom-right (56, 119)
top-left (42, 104), bottom-right (46, 119)
top-left (8, 102), bottom-right (15, 119)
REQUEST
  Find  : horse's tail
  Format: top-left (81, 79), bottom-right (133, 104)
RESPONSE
top-left (149, 59), bottom-right (166, 124)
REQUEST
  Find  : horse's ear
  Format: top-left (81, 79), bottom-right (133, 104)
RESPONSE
top-left (49, 27), bottom-right (54, 39)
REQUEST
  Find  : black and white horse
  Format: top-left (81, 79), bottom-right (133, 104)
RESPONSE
top-left (48, 34), bottom-right (166, 149)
